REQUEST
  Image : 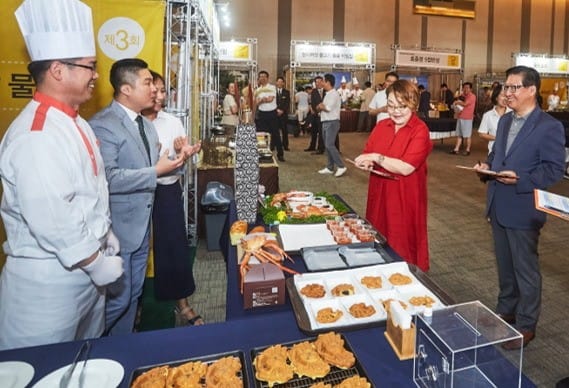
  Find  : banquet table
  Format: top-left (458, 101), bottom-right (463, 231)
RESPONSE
top-left (422, 117), bottom-right (457, 141)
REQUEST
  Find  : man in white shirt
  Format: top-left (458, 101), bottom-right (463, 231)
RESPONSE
top-left (254, 70), bottom-right (284, 161)
top-left (369, 72), bottom-right (399, 124)
top-left (317, 74), bottom-right (347, 177)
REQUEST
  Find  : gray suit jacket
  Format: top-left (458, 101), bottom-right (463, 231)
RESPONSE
top-left (89, 100), bottom-right (159, 252)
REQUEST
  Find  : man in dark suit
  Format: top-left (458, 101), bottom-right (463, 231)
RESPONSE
top-left (475, 66), bottom-right (565, 350)
top-left (276, 76), bottom-right (291, 151)
top-left (90, 58), bottom-right (185, 335)
top-left (305, 76), bottom-right (325, 154)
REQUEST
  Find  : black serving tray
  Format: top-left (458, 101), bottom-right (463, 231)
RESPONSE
top-left (300, 241), bottom-right (395, 272)
top-left (128, 350), bottom-right (249, 387)
top-left (250, 334), bottom-right (373, 388)
top-left (286, 263), bottom-right (455, 335)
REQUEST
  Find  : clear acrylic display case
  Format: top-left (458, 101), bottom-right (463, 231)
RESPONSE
top-left (414, 301), bottom-right (523, 387)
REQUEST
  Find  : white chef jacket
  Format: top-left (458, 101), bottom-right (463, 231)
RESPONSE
top-left (0, 92), bottom-right (110, 349)
top-left (153, 110), bottom-right (186, 185)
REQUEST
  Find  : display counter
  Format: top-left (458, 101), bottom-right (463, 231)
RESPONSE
top-left (197, 160), bottom-right (279, 237)
top-left (423, 117), bottom-right (457, 141)
top-left (340, 109), bottom-right (359, 132)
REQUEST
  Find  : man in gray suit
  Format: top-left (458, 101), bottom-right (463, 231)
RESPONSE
top-left (90, 58), bottom-right (185, 335)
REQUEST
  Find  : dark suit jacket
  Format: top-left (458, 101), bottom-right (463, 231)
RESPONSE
top-left (276, 88), bottom-right (290, 115)
top-left (486, 106), bottom-right (565, 230)
top-left (89, 101), bottom-right (160, 252)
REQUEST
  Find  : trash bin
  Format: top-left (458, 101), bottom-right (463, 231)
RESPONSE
top-left (201, 181), bottom-right (234, 251)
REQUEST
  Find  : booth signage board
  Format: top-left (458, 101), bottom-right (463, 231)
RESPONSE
top-left (395, 49), bottom-right (461, 70)
top-left (514, 54), bottom-right (569, 75)
top-left (292, 43), bottom-right (373, 66)
top-left (219, 41), bottom-right (252, 62)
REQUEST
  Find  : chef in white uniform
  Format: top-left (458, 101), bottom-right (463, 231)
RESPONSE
top-left (0, 0), bottom-right (123, 350)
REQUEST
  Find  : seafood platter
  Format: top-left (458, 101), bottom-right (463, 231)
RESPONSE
top-left (271, 191), bottom-right (340, 219)
top-left (287, 262), bottom-right (453, 334)
top-left (251, 332), bottom-right (372, 388)
top-left (129, 350), bottom-right (249, 387)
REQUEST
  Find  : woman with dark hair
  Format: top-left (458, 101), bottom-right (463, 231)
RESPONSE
top-left (142, 71), bottom-right (204, 326)
top-left (478, 84), bottom-right (510, 154)
top-left (354, 80), bottom-right (433, 271)
top-left (221, 81), bottom-right (239, 127)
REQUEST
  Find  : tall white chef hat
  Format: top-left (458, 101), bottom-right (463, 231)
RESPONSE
top-left (352, 77), bottom-right (359, 86)
top-left (341, 76), bottom-right (347, 83)
top-left (15, 0), bottom-right (95, 62)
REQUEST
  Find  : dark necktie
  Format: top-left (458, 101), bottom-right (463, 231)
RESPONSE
top-left (135, 115), bottom-right (151, 163)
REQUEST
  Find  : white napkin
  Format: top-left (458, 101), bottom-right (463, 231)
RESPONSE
top-left (390, 300), bottom-right (412, 329)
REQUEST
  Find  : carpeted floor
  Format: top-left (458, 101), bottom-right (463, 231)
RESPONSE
top-left (141, 129), bottom-right (569, 387)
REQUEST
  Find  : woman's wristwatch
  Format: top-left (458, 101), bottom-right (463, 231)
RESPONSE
top-left (377, 154), bottom-right (385, 164)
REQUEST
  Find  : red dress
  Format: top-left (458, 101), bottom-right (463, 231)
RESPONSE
top-left (363, 114), bottom-right (433, 271)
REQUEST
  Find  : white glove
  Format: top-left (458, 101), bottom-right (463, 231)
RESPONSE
top-left (104, 229), bottom-right (120, 256)
top-left (82, 251), bottom-right (124, 286)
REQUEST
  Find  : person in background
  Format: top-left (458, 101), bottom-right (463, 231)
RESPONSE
top-left (440, 83), bottom-right (455, 111)
top-left (474, 66), bottom-right (565, 350)
top-left (449, 82), bottom-right (476, 155)
top-left (0, 0), bottom-right (123, 350)
top-left (358, 81), bottom-right (376, 132)
top-left (337, 76), bottom-right (351, 107)
top-left (305, 75), bottom-right (325, 154)
top-left (295, 84), bottom-right (311, 135)
top-left (254, 70), bottom-right (285, 162)
top-left (354, 80), bottom-right (433, 272)
top-left (478, 84), bottom-right (510, 154)
top-left (90, 58), bottom-right (185, 335)
top-left (547, 88), bottom-right (560, 112)
top-left (317, 73), bottom-right (347, 177)
top-left (417, 84), bottom-right (431, 119)
top-left (351, 78), bottom-right (363, 104)
top-left (369, 72), bottom-right (399, 124)
top-left (220, 81), bottom-right (239, 127)
top-left (276, 76), bottom-right (291, 151)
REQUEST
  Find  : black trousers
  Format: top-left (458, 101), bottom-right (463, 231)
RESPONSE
top-left (278, 113), bottom-right (288, 149)
top-left (308, 115), bottom-right (324, 152)
top-left (256, 110), bottom-right (283, 157)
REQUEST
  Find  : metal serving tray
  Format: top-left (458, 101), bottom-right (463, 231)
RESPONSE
top-left (250, 334), bottom-right (373, 388)
top-left (300, 241), bottom-right (395, 272)
top-left (128, 350), bottom-right (249, 387)
top-left (287, 263), bottom-right (455, 335)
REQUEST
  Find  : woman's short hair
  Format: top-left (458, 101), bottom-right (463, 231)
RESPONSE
top-left (491, 84), bottom-right (503, 105)
top-left (386, 80), bottom-right (420, 111)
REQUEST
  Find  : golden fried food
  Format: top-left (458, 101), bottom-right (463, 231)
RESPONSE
top-left (165, 361), bottom-right (207, 388)
top-left (388, 272), bottom-right (412, 286)
top-left (334, 375), bottom-right (371, 388)
top-left (381, 298), bottom-right (408, 312)
top-left (331, 283), bottom-right (355, 296)
top-left (254, 344), bottom-right (294, 387)
top-left (409, 295), bottom-right (435, 307)
top-left (348, 303), bottom-right (376, 318)
top-left (288, 341), bottom-right (331, 379)
top-left (311, 383), bottom-right (332, 388)
top-left (316, 307), bottom-right (344, 324)
top-left (300, 283), bottom-right (326, 298)
top-left (360, 276), bottom-right (382, 289)
top-left (205, 356), bottom-right (242, 388)
top-left (131, 365), bottom-right (169, 388)
top-left (314, 332), bottom-right (356, 369)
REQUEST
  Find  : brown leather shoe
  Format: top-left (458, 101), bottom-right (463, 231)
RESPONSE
top-left (497, 313), bottom-right (516, 324)
top-left (502, 330), bottom-right (535, 350)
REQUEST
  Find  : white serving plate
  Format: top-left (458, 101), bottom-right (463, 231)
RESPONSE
top-left (32, 359), bottom-right (123, 388)
top-left (0, 361), bottom-right (34, 388)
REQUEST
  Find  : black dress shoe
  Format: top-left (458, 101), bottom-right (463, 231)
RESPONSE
top-left (502, 330), bottom-right (535, 350)
top-left (304, 148), bottom-right (315, 152)
top-left (497, 313), bottom-right (516, 324)
top-left (556, 376), bottom-right (569, 388)
top-left (284, 147), bottom-right (290, 151)
top-left (277, 156), bottom-right (285, 162)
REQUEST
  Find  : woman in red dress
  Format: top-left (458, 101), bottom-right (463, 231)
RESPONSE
top-left (354, 80), bottom-right (433, 271)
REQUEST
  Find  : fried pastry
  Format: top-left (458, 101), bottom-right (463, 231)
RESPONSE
top-left (288, 341), bottom-right (330, 379)
top-left (360, 276), bottom-right (382, 289)
top-left (409, 295), bottom-right (435, 307)
top-left (316, 307), bottom-right (344, 323)
top-left (334, 375), bottom-right (371, 388)
top-left (314, 332), bottom-right (356, 369)
top-left (131, 365), bottom-right (169, 388)
top-left (348, 303), bottom-right (376, 318)
top-left (331, 283), bottom-right (355, 296)
top-left (166, 361), bottom-right (207, 388)
top-left (388, 272), bottom-right (412, 286)
top-left (205, 356), bottom-right (243, 388)
top-left (300, 283), bottom-right (326, 298)
top-left (254, 344), bottom-right (294, 387)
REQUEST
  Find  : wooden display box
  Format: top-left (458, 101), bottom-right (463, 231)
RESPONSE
top-left (243, 263), bottom-right (285, 309)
